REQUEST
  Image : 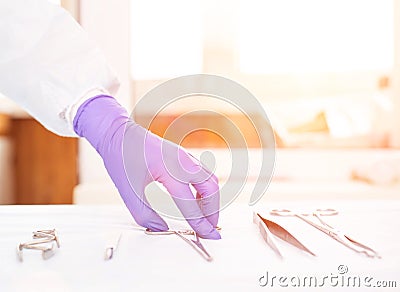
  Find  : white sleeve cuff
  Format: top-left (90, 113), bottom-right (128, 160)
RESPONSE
top-left (65, 88), bottom-right (110, 135)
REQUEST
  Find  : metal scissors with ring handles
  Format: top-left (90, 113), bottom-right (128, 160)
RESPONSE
top-left (270, 208), bottom-right (381, 258)
top-left (145, 228), bottom-right (220, 262)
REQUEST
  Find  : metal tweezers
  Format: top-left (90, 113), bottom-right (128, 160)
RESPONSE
top-left (253, 212), bottom-right (315, 258)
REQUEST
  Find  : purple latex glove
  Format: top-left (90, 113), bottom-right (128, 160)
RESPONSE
top-left (73, 95), bottom-right (221, 239)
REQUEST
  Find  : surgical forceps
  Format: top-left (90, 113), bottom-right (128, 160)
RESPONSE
top-left (145, 228), bottom-right (217, 262)
top-left (253, 212), bottom-right (315, 258)
top-left (270, 209), bottom-right (381, 258)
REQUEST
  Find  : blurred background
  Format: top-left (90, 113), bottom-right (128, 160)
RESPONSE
top-left (0, 0), bottom-right (399, 206)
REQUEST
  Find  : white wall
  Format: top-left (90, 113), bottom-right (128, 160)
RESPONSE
top-left (392, 0), bottom-right (400, 147)
top-left (80, 0), bottom-right (132, 109)
top-left (78, 0), bottom-right (132, 185)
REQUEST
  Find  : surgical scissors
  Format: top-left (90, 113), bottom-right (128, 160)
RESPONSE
top-left (144, 229), bottom-right (216, 262)
top-left (270, 209), bottom-right (381, 258)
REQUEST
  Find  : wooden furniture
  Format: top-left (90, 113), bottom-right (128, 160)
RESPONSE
top-left (136, 113), bottom-right (271, 148)
top-left (0, 113), bottom-right (10, 136)
top-left (11, 118), bottom-right (78, 204)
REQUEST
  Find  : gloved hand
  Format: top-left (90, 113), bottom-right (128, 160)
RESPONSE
top-left (73, 95), bottom-right (221, 239)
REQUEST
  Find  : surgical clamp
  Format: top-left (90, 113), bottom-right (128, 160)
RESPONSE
top-left (145, 228), bottom-right (217, 262)
top-left (17, 229), bottom-right (60, 261)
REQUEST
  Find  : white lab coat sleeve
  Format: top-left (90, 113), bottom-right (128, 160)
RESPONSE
top-left (0, 0), bottom-right (120, 137)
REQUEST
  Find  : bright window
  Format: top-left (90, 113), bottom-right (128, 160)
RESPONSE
top-left (47, 0), bottom-right (61, 5)
top-left (130, 0), bottom-right (203, 79)
top-left (239, 0), bottom-right (394, 74)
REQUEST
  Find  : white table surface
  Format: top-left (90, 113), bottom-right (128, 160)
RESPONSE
top-left (0, 200), bottom-right (399, 292)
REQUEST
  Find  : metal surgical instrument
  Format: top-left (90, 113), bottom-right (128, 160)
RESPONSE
top-left (253, 212), bottom-right (315, 258)
top-left (17, 229), bottom-right (60, 261)
top-left (144, 228), bottom-right (217, 262)
top-left (33, 229), bottom-right (60, 248)
top-left (104, 232), bottom-right (122, 260)
top-left (17, 242), bottom-right (55, 261)
top-left (270, 209), bottom-right (381, 258)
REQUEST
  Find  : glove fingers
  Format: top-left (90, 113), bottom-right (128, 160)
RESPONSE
top-left (192, 174), bottom-right (220, 228)
top-left (165, 182), bottom-right (221, 240)
top-left (121, 185), bottom-right (169, 232)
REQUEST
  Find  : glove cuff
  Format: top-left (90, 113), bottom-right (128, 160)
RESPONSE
top-left (73, 95), bottom-right (130, 153)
